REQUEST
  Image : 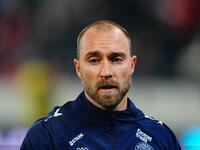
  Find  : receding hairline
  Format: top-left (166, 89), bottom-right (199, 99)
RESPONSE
top-left (77, 20), bottom-right (133, 59)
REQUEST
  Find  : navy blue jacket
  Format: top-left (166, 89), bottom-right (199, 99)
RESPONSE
top-left (20, 91), bottom-right (181, 150)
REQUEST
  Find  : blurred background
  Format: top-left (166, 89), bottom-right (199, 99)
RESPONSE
top-left (0, 0), bottom-right (199, 149)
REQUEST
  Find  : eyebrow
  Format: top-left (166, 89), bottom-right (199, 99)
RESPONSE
top-left (85, 51), bottom-right (127, 59)
top-left (109, 52), bottom-right (126, 58)
top-left (85, 51), bottom-right (101, 59)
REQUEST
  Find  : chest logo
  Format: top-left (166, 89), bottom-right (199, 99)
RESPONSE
top-left (134, 142), bottom-right (154, 150)
top-left (69, 133), bottom-right (84, 146)
top-left (136, 128), bottom-right (152, 143)
top-left (76, 147), bottom-right (89, 150)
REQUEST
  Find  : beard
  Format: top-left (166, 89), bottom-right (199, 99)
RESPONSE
top-left (81, 73), bottom-right (132, 110)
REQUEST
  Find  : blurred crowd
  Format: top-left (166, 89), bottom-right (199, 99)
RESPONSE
top-left (0, 0), bottom-right (199, 149)
top-left (0, 0), bottom-right (199, 78)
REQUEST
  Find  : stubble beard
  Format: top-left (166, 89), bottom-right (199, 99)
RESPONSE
top-left (81, 73), bottom-right (132, 110)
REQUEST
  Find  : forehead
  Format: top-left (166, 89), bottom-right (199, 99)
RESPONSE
top-left (79, 27), bottom-right (130, 56)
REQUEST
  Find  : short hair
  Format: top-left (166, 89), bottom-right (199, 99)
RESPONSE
top-left (77, 20), bottom-right (133, 59)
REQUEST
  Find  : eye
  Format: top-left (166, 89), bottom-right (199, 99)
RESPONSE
top-left (89, 58), bottom-right (99, 64)
top-left (113, 57), bottom-right (123, 63)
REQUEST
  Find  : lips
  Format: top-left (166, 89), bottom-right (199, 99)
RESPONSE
top-left (97, 80), bottom-right (118, 91)
top-left (98, 85), bottom-right (118, 90)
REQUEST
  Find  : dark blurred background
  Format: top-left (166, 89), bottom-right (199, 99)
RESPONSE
top-left (0, 0), bottom-right (199, 149)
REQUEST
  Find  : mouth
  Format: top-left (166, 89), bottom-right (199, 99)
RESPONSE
top-left (98, 85), bottom-right (118, 91)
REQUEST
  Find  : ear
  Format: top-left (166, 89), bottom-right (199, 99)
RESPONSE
top-left (74, 59), bottom-right (82, 79)
top-left (131, 55), bottom-right (137, 73)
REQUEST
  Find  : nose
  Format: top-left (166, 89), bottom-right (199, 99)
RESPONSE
top-left (100, 60), bottom-right (112, 78)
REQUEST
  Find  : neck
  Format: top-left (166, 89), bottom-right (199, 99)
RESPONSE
top-left (114, 96), bottom-right (128, 111)
top-left (84, 91), bottom-right (128, 111)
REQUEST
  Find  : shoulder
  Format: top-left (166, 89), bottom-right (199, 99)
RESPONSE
top-left (142, 115), bottom-right (174, 138)
top-left (138, 115), bottom-right (181, 149)
top-left (20, 97), bottom-right (81, 150)
top-left (20, 117), bottom-right (53, 150)
top-left (20, 106), bottom-right (65, 150)
top-left (26, 106), bottom-right (62, 138)
top-left (23, 100), bottom-right (76, 135)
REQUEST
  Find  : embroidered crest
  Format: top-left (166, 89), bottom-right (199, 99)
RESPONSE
top-left (134, 142), bottom-right (154, 150)
top-left (76, 147), bottom-right (89, 150)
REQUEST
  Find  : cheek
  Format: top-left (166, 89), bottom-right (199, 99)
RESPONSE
top-left (121, 70), bottom-right (131, 79)
top-left (119, 62), bottom-right (132, 75)
top-left (81, 66), bottom-right (99, 83)
top-left (116, 65), bottom-right (132, 82)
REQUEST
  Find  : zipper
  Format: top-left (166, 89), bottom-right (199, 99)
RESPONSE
top-left (110, 112), bottom-right (116, 150)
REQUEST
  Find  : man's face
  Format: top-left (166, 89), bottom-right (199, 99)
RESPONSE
top-left (74, 27), bottom-right (136, 110)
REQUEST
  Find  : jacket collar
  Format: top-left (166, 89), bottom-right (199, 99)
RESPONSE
top-left (72, 91), bottom-right (144, 119)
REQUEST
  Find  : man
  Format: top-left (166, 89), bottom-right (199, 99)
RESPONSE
top-left (20, 20), bottom-right (181, 150)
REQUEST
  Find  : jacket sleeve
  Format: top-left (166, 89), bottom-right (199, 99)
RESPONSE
top-left (20, 120), bottom-right (53, 150)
